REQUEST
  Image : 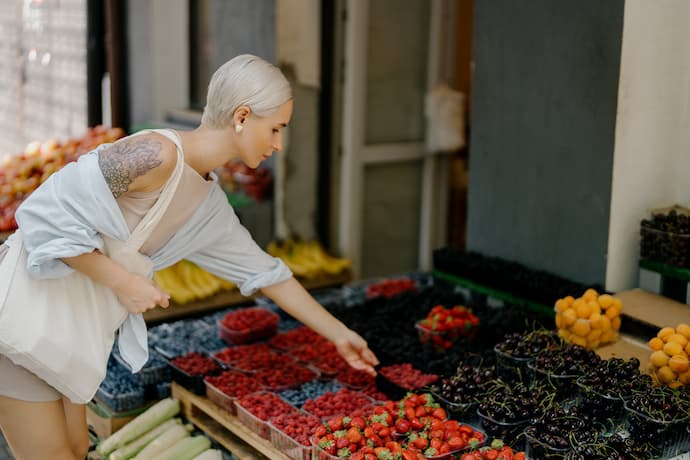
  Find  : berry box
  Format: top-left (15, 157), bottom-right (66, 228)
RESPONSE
top-left (640, 226), bottom-right (690, 268)
top-left (268, 410), bottom-right (321, 460)
top-left (205, 379), bottom-right (237, 415)
top-left (234, 392), bottom-right (297, 439)
top-left (524, 432), bottom-right (570, 460)
top-left (211, 343), bottom-right (273, 367)
top-left (218, 307), bottom-right (280, 345)
top-left (528, 362), bottom-right (577, 401)
top-left (168, 352), bottom-right (222, 395)
top-left (96, 384), bottom-right (145, 413)
top-left (253, 362), bottom-right (318, 391)
top-left (575, 378), bottom-right (628, 432)
top-left (204, 371), bottom-right (264, 415)
top-left (112, 347), bottom-right (170, 386)
top-left (375, 363), bottom-right (438, 401)
top-left (493, 344), bottom-right (534, 384)
top-left (431, 390), bottom-right (479, 425)
top-left (624, 402), bottom-right (690, 458)
top-left (477, 409), bottom-right (529, 450)
top-left (311, 436), bottom-right (341, 460)
top-left (302, 388), bottom-right (374, 421)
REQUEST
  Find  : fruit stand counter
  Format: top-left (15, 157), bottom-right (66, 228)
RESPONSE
top-left (143, 270), bottom-right (352, 323)
top-left (171, 382), bottom-right (290, 460)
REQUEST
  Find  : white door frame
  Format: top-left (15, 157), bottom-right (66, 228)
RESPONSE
top-left (338, 0), bottom-right (454, 278)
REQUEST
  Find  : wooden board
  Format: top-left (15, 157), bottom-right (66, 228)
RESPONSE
top-left (172, 382), bottom-right (290, 460)
top-left (144, 270), bottom-right (353, 323)
top-left (0, 231), bottom-right (12, 242)
top-left (616, 288), bottom-right (690, 330)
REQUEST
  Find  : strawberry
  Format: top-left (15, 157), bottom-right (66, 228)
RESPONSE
top-left (447, 436), bottom-right (466, 450)
top-left (346, 427), bottom-right (363, 445)
top-left (431, 407), bottom-right (447, 420)
top-left (394, 418), bottom-right (410, 434)
top-left (350, 416), bottom-right (367, 430)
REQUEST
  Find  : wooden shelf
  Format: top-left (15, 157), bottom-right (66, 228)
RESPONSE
top-left (144, 270), bottom-right (353, 323)
top-left (616, 288), bottom-right (690, 330)
top-left (0, 231), bottom-right (12, 242)
top-left (172, 382), bottom-right (289, 460)
top-left (144, 289), bottom-right (252, 323)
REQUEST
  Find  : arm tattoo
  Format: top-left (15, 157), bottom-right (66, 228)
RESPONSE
top-left (98, 137), bottom-right (163, 198)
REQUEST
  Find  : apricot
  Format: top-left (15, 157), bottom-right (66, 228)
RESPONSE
top-left (656, 365), bottom-right (676, 384)
top-left (648, 337), bottom-right (664, 351)
top-left (597, 294), bottom-right (614, 309)
top-left (668, 354), bottom-right (689, 374)
top-left (658, 327), bottom-right (676, 341)
top-left (667, 334), bottom-right (688, 347)
top-left (663, 342), bottom-right (683, 357)
top-left (572, 319), bottom-right (591, 337)
top-left (583, 288), bottom-right (599, 302)
top-left (675, 323), bottom-right (690, 340)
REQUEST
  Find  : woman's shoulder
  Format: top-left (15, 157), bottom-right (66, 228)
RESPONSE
top-left (97, 131), bottom-right (178, 198)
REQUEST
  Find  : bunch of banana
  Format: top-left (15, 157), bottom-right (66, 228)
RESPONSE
top-left (153, 260), bottom-right (236, 304)
top-left (267, 239), bottom-right (351, 280)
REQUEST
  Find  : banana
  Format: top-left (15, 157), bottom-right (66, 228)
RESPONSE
top-left (188, 264), bottom-right (222, 299)
top-left (212, 273), bottom-right (236, 291)
top-left (154, 266), bottom-right (196, 304)
top-left (266, 238), bottom-right (351, 279)
top-left (288, 242), bottom-right (322, 279)
top-left (176, 261), bottom-right (209, 300)
top-left (301, 241), bottom-right (351, 276)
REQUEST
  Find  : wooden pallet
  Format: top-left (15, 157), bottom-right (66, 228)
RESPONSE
top-left (144, 270), bottom-right (353, 323)
top-left (171, 382), bottom-right (290, 460)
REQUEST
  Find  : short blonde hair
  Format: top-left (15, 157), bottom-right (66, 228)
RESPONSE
top-left (201, 54), bottom-right (293, 128)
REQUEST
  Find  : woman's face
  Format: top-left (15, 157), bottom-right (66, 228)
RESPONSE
top-left (240, 99), bottom-right (293, 168)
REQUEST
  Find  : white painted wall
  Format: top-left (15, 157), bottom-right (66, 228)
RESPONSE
top-left (606, 0), bottom-right (690, 291)
top-left (276, 0), bottom-right (321, 88)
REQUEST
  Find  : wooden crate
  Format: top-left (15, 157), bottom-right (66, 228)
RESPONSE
top-left (86, 400), bottom-right (140, 440)
top-left (172, 382), bottom-right (290, 460)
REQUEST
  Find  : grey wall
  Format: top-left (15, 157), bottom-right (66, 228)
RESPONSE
top-left (467, 0), bottom-right (625, 285)
top-left (208, 0), bottom-right (275, 68)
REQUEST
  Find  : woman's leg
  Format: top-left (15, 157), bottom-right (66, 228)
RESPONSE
top-left (61, 397), bottom-right (90, 459)
top-left (0, 395), bottom-right (78, 460)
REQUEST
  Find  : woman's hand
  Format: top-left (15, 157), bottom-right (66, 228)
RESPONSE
top-left (113, 272), bottom-right (170, 314)
top-left (333, 328), bottom-right (380, 376)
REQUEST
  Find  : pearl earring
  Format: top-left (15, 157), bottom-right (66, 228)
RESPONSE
top-left (235, 124), bottom-right (243, 134)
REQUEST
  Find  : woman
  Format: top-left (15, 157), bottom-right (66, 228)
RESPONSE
top-left (0, 54), bottom-right (379, 460)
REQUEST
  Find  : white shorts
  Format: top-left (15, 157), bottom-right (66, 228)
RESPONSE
top-left (0, 354), bottom-right (62, 402)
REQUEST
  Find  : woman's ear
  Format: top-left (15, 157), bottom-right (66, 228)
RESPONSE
top-left (232, 106), bottom-right (252, 127)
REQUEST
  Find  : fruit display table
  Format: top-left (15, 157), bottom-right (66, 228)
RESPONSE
top-left (143, 270), bottom-right (352, 323)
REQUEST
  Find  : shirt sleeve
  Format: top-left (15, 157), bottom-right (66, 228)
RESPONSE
top-left (14, 148), bottom-right (129, 279)
top-left (186, 195), bottom-right (292, 296)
